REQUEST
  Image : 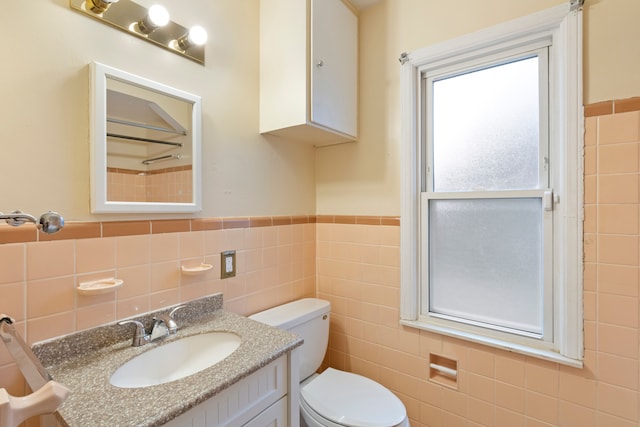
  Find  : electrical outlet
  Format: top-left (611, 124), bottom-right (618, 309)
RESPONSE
top-left (220, 250), bottom-right (236, 279)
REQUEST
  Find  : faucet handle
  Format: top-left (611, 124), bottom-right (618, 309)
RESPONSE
top-left (118, 320), bottom-right (150, 347)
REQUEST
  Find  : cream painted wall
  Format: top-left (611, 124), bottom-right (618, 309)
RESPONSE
top-left (0, 0), bottom-right (316, 221)
top-left (316, 0), bottom-right (640, 216)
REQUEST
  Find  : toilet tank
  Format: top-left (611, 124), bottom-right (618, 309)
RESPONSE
top-left (249, 298), bottom-right (330, 381)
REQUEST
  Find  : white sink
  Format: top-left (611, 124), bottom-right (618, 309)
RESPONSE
top-left (109, 332), bottom-right (241, 388)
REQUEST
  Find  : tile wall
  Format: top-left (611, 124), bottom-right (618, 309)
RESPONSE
top-left (317, 99), bottom-right (640, 427)
top-left (0, 216), bottom-right (316, 399)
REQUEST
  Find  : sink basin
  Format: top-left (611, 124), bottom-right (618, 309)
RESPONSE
top-left (110, 332), bottom-right (241, 388)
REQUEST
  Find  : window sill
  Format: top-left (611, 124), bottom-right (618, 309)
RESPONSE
top-left (400, 319), bottom-right (583, 369)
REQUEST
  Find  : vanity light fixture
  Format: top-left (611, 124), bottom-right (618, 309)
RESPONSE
top-left (175, 26), bottom-right (208, 51)
top-left (85, 0), bottom-right (119, 14)
top-left (70, 0), bottom-right (206, 64)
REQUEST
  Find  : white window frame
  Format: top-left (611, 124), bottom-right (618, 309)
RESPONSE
top-left (399, 3), bottom-right (584, 367)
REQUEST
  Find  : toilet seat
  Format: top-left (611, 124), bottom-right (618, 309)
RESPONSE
top-left (300, 368), bottom-right (407, 427)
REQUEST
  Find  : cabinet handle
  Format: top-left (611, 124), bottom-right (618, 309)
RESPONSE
top-left (316, 60), bottom-right (324, 67)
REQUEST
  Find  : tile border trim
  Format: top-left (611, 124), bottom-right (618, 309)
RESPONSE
top-left (0, 215), bottom-right (400, 244)
top-left (584, 96), bottom-right (640, 117)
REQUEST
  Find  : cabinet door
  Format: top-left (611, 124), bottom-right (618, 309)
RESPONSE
top-left (243, 397), bottom-right (287, 427)
top-left (311, 0), bottom-right (357, 138)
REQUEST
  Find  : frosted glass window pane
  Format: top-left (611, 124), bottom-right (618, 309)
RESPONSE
top-left (429, 198), bottom-right (543, 335)
top-left (432, 57), bottom-right (540, 192)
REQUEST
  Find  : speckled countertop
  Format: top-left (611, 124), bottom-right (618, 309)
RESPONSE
top-left (32, 294), bottom-right (302, 427)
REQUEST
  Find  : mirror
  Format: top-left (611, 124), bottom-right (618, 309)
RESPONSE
top-left (90, 62), bottom-right (202, 213)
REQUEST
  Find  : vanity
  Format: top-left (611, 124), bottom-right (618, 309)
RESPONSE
top-left (31, 294), bottom-right (302, 426)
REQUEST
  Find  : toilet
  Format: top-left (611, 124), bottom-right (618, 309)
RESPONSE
top-left (249, 298), bottom-right (409, 427)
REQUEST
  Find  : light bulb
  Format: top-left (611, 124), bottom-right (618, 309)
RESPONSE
top-left (137, 4), bottom-right (170, 34)
top-left (147, 5), bottom-right (170, 27)
top-left (175, 25), bottom-right (208, 51)
top-left (187, 26), bottom-right (208, 46)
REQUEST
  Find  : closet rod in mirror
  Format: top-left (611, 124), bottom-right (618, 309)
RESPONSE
top-left (107, 117), bottom-right (187, 135)
top-left (106, 133), bottom-right (183, 147)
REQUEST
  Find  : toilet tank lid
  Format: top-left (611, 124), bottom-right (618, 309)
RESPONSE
top-left (248, 298), bottom-right (330, 330)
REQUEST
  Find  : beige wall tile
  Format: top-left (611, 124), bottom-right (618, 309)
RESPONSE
top-left (525, 390), bottom-right (558, 425)
top-left (76, 237), bottom-right (115, 274)
top-left (598, 111), bottom-right (640, 144)
top-left (597, 352), bottom-right (638, 391)
top-left (584, 175), bottom-right (597, 204)
top-left (598, 204), bottom-right (638, 234)
top-left (558, 401), bottom-right (596, 427)
top-left (467, 397), bottom-right (494, 426)
top-left (583, 262), bottom-right (597, 292)
top-left (150, 261), bottom-right (180, 292)
top-left (597, 383), bottom-right (639, 422)
top-left (597, 323), bottom-right (638, 359)
top-left (76, 302), bottom-right (115, 331)
top-left (585, 116), bottom-right (597, 145)
top-left (115, 265), bottom-right (150, 299)
top-left (0, 244), bottom-right (24, 284)
top-left (150, 232), bottom-right (180, 262)
top-left (0, 283), bottom-right (25, 322)
top-left (559, 368), bottom-right (597, 408)
top-left (584, 204), bottom-right (597, 233)
top-left (179, 231), bottom-right (204, 259)
top-left (116, 295), bottom-right (150, 319)
top-left (150, 289), bottom-right (180, 310)
top-left (598, 234), bottom-right (638, 266)
top-left (495, 381), bottom-right (525, 413)
top-left (468, 348), bottom-right (495, 378)
top-left (598, 293), bottom-right (639, 328)
top-left (0, 364), bottom-right (25, 397)
top-left (494, 407), bottom-right (525, 427)
top-left (599, 111), bottom-right (640, 145)
top-left (584, 145), bottom-right (597, 175)
top-left (597, 174), bottom-right (638, 204)
top-left (26, 240), bottom-right (74, 281)
top-left (115, 235), bottom-right (150, 268)
top-left (597, 264), bottom-right (638, 297)
top-left (525, 359), bottom-right (559, 396)
top-left (598, 142), bottom-right (639, 174)
top-left (26, 277), bottom-right (74, 318)
top-left (596, 412), bottom-right (639, 427)
top-left (27, 312), bottom-right (74, 344)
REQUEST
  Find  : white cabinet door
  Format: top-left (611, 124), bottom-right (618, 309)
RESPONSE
top-left (243, 397), bottom-right (287, 427)
top-left (260, 0), bottom-right (357, 146)
top-left (164, 357), bottom-right (287, 427)
top-left (311, 0), bottom-right (358, 138)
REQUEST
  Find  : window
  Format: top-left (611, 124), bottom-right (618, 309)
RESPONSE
top-left (400, 4), bottom-right (584, 366)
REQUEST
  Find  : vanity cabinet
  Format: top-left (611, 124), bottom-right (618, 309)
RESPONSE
top-left (164, 355), bottom-right (291, 427)
top-left (260, 0), bottom-right (358, 146)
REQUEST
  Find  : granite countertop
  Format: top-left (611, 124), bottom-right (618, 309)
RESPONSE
top-left (32, 294), bottom-right (302, 427)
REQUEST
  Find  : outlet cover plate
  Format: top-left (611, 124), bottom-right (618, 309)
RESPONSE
top-left (221, 250), bottom-right (236, 279)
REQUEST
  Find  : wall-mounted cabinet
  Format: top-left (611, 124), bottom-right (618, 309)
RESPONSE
top-left (260, 0), bottom-right (358, 146)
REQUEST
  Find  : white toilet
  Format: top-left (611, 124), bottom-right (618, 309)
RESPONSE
top-left (249, 298), bottom-right (409, 427)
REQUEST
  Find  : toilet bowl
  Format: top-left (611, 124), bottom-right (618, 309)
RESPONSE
top-left (249, 298), bottom-right (409, 427)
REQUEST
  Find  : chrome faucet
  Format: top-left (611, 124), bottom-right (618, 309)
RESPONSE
top-left (119, 305), bottom-right (187, 346)
top-left (151, 305), bottom-right (186, 341)
top-left (117, 320), bottom-right (150, 347)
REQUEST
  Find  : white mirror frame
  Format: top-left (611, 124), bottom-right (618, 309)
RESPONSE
top-left (90, 61), bottom-right (202, 213)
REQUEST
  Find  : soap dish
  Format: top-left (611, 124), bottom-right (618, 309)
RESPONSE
top-left (181, 263), bottom-right (213, 275)
top-left (77, 278), bottom-right (124, 295)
